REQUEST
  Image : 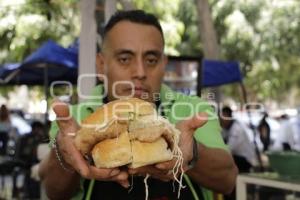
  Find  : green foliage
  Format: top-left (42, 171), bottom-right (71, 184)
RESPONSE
top-left (132, 0), bottom-right (184, 55)
top-left (0, 0), bottom-right (80, 64)
top-left (176, 0), bottom-right (202, 56)
top-left (208, 0), bottom-right (300, 104)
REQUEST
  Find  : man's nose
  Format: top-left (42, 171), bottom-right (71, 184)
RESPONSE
top-left (132, 59), bottom-right (146, 80)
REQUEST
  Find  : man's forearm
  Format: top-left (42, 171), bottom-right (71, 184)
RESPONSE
top-left (187, 144), bottom-right (238, 194)
top-left (39, 149), bottom-right (81, 200)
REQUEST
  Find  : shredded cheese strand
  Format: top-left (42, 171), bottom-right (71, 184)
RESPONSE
top-left (144, 174), bottom-right (150, 200)
top-left (128, 175), bottom-right (134, 193)
top-left (169, 124), bottom-right (186, 199)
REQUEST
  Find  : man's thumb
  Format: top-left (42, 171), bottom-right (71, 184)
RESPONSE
top-left (52, 99), bottom-right (70, 118)
top-left (178, 113), bottom-right (208, 132)
top-left (52, 99), bottom-right (79, 132)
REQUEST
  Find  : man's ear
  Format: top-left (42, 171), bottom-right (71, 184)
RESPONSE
top-left (96, 53), bottom-right (105, 75)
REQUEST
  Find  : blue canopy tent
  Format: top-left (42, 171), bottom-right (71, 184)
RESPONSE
top-left (202, 59), bottom-right (248, 106)
top-left (0, 63), bottom-right (21, 84)
top-left (202, 59), bottom-right (247, 105)
top-left (202, 59), bottom-right (243, 87)
top-left (0, 40), bottom-right (78, 85)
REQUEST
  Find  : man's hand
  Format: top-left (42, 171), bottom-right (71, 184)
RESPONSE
top-left (128, 159), bottom-right (176, 182)
top-left (175, 113), bottom-right (207, 170)
top-left (128, 113), bottom-right (208, 180)
top-left (52, 100), bottom-right (130, 188)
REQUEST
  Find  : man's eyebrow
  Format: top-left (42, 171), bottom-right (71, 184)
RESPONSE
top-left (114, 49), bottom-right (135, 56)
top-left (144, 50), bottom-right (163, 57)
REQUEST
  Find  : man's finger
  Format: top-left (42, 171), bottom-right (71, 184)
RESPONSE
top-left (117, 179), bottom-right (130, 188)
top-left (63, 142), bottom-right (91, 177)
top-left (52, 99), bottom-right (70, 118)
top-left (52, 99), bottom-right (79, 133)
top-left (128, 166), bottom-right (168, 176)
top-left (155, 159), bottom-right (176, 170)
top-left (112, 171), bottom-right (129, 182)
top-left (128, 166), bottom-right (152, 175)
top-left (177, 112), bottom-right (208, 132)
top-left (88, 166), bottom-right (120, 180)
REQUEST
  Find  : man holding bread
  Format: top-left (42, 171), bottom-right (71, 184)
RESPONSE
top-left (39, 10), bottom-right (237, 200)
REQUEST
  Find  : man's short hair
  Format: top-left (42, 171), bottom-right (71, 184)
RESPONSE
top-left (103, 10), bottom-right (164, 41)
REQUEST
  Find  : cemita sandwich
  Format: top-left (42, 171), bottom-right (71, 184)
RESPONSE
top-left (74, 98), bottom-right (183, 169)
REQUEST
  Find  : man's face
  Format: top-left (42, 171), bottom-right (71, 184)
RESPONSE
top-left (97, 21), bottom-right (167, 103)
top-left (219, 114), bottom-right (232, 129)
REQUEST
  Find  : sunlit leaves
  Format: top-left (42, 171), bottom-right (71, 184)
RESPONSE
top-left (0, 0), bottom-right (79, 63)
top-left (132, 0), bottom-right (184, 55)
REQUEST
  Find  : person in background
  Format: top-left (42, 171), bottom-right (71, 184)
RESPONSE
top-left (257, 112), bottom-right (271, 152)
top-left (277, 108), bottom-right (300, 151)
top-left (220, 106), bottom-right (259, 200)
top-left (0, 105), bottom-right (11, 155)
top-left (219, 106), bottom-right (256, 172)
top-left (17, 121), bottom-right (45, 164)
top-left (17, 121), bottom-right (45, 199)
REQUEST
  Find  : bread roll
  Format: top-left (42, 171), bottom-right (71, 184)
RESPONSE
top-left (75, 98), bottom-right (180, 168)
top-left (92, 131), bottom-right (132, 168)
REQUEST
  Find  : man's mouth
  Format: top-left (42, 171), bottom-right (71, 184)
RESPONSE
top-left (133, 87), bottom-right (148, 96)
top-left (124, 86), bottom-right (148, 97)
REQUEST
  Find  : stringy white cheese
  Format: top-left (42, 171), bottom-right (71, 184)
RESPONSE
top-left (143, 174), bottom-right (150, 200)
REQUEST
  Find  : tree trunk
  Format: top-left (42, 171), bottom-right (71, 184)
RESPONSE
top-left (105, 0), bottom-right (117, 23)
top-left (195, 0), bottom-right (220, 59)
top-left (195, 0), bottom-right (221, 102)
top-left (118, 0), bottom-right (135, 10)
top-left (79, 0), bottom-right (97, 102)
